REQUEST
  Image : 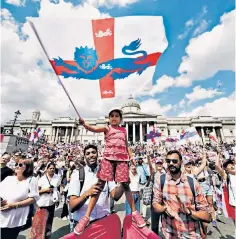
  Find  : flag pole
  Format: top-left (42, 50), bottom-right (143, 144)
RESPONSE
top-left (29, 21), bottom-right (81, 119)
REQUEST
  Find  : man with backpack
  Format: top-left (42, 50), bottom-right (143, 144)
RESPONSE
top-left (67, 144), bottom-right (124, 231)
top-left (152, 150), bottom-right (211, 239)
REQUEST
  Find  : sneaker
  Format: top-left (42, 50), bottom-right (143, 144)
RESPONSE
top-left (212, 220), bottom-right (217, 228)
top-left (132, 211), bottom-right (146, 228)
top-left (62, 216), bottom-right (67, 221)
top-left (145, 219), bottom-right (150, 227)
top-left (74, 216), bottom-right (90, 235)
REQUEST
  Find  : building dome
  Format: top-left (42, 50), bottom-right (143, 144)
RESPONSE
top-left (121, 95), bottom-right (141, 114)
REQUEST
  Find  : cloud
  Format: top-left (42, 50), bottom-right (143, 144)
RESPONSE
top-left (178, 5), bottom-right (208, 40)
top-left (192, 19), bottom-right (210, 36)
top-left (179, 99), bottom-right (185, 108)
top-left (149, 9), bottom-right (235, 97)
top-left (138, 75), bottom-right (175, 97)
top-left (5, 0), bottom-right (25, 6)
top-left (185, 85), bottom-right (223, 104)
top-left (139, 99), bottom-right (172, 115)
top-left (179, 92), bottom-right (236, 117)
top-left (136, 9), bottom-right (235, 101)
top-left (185, 19), bottom-right (194, 27)
top-left (178, 10), bottom-right (235, 83)
top-left (86, 0), bottom-right (138, 7)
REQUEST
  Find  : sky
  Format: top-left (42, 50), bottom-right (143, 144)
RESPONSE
top-left (1, 0), bottom-right (235, 124)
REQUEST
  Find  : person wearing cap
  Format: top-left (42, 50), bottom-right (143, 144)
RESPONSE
top-left (183, 156), bottom-right (195, 177)
top-left (215, 151), bottom-right (235, 220)
top-left (74, 108), bottom-right (146, 235)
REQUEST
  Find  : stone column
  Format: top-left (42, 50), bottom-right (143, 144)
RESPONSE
top-left (212, 127), bottom-right (216, 136)
top-left (220, 128), bottom-right (225, 142)
top-left (65, 127), bottom-right (68, 143)
top-left (126, 122), bottom-right (129, 140)
top-left (133, 122), bottom-right (136, 143)
top-left (51, 127), bottom-right (54, 141)
top-left (201, 127), bottom-right (205, 145)
top-left (147, 122), bottom-right (149, 132)
top-left (71, 127), bottom-right (74, 143)
top-left (55, 127), bottom-right (59, 143)
top-left (140, 122), bottom-right (143, 143)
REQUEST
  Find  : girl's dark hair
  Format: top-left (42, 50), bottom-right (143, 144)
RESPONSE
top-left (108, 109), bottom-right (123, 119)
top-left (21, 159), bottom-right (34, 178)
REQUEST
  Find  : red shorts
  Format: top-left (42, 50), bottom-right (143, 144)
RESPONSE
top-left (97, 158), bottom-right (129, 183)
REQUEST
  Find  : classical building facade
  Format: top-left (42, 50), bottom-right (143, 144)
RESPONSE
top-left (3, 96), bottom-right (236, 144)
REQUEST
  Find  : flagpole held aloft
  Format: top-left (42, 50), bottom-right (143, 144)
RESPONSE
top-left (28, 21), bottom-right (81, 119)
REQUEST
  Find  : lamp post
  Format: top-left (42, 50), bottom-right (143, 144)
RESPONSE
top-left (11, 110), bottom-right (21, 135)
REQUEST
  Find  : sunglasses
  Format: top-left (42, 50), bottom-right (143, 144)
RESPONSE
top-left (166, 159), bottom-right (179, 164)
top-left (15, 163), bottom-right (25, 167)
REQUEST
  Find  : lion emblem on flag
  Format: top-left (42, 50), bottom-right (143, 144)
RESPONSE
top-left (53, 39), bottom-right (152, 80)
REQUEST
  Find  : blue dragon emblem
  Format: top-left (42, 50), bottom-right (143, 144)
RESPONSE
top-left (53, 39), bottom-right (151, 80)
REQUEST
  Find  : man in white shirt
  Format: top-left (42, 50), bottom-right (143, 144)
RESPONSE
top-left (68, 144), bottom-right (124, 231)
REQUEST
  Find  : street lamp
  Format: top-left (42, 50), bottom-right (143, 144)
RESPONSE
top-left (11, 110), bottom-right (21, 135)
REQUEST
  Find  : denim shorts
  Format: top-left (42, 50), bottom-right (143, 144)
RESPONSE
top-left (199, 181), bottom-right (213, 196)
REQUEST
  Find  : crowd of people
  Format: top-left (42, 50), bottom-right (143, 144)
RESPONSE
top-left (0, 109), bottom-right (235, 239)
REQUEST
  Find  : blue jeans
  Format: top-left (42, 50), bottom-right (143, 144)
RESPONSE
top-left (125, 193), bottom-right (140, 215)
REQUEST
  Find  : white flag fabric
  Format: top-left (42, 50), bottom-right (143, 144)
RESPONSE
top-left (209, 132), bottom-right (218, 145)
top-left (177, 127), bottom-right (201, 145)
top-left (30, 16), bottom-right (168, 99)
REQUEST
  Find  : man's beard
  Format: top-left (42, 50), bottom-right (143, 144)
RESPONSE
top-left (168, 165), bottom-right (181, 174)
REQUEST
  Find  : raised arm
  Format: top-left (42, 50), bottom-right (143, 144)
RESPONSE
top-left (79, 118), bottom-right (107, 133)
top-left (147, 151), bottom-right (154, 176)
top-left (215, 152), bottom-right (227, 180)
top-left (194, 149), bottom-right (207, 176)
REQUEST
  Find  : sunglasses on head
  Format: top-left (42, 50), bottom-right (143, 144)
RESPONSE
top-left (166, 159), bottom-right (179, 164)
top-left (15, 163), bottom-right (24, 167)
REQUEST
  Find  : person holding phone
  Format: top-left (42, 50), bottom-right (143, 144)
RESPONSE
top-left (37, 162), bottom-right (61, 239)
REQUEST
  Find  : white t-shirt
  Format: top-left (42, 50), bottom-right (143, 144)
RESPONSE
top-left (68, 166), bottom-right (116, 222)
top-left (129, 172), bottom-right (140, 192)
top-left (228, 174), bottom-right (236, 207)
top-left (37, 174), bottom-right (61, 207)
top-left (0, 176), bottom-right (39, 228)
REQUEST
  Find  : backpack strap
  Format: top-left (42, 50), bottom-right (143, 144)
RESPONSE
top-left (187, 176), bottom-right (196, 209)
top-left (79, 167), bottom-right (85, 194)
top-left (160, 173), bottom-right (166, 191)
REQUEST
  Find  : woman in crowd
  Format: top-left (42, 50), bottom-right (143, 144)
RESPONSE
top-left (195, 151), bottom-right (217, 228)
top-left (0, 158), bottom-right (39, 239)
top-left (125, 165), bottom-right (141, 216)
top-left (37, 162), bottom-right (61, 239)
top-left (215, 152), bottom-right (235, 221)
